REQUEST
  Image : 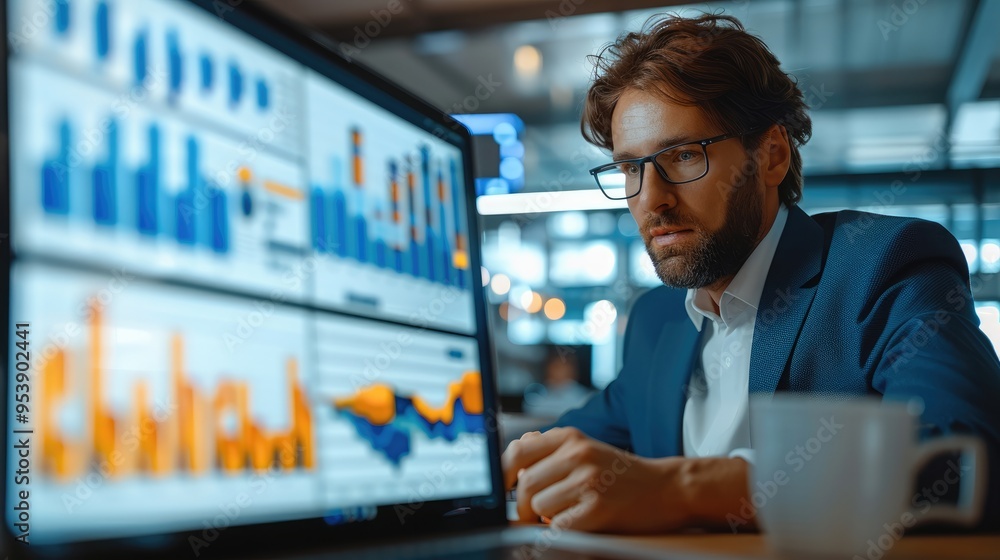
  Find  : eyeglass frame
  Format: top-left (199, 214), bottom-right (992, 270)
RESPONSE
top-left (588, 126), bottom-right (767, 200)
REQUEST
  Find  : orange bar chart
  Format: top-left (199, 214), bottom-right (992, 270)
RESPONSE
top-left (39, 301), bottom-right (315, 481)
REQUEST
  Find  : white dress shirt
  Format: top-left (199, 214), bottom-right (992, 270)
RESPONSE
top-left (681, 204), bottom-right (789, 462)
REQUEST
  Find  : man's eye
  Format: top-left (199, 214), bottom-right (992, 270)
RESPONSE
top-left (619, 163), bottom-right (640, 175)
top-left (676, 151), bottom-right (698, 162)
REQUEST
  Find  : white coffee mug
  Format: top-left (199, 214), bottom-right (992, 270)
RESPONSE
top-left (749, 395), bottom-right (985, 558)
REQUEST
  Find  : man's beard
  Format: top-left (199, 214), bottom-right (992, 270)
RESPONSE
top-left (642, 173), bottom-right (764, 290)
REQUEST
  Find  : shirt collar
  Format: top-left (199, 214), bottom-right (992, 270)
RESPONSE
top-left (684, 204), bottom-right (790, 331)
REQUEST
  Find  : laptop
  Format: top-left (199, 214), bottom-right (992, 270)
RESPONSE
top-left (0, 1), bottom-right (706, 558)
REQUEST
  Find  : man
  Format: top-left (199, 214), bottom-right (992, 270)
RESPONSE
top-left (501, 13), bottom-right (1000, 534)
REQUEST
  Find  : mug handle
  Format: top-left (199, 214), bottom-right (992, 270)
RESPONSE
top-left (908, 435), bottom-right (986, 527)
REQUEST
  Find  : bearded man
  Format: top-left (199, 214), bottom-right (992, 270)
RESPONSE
top-left (502, 13), bottom-right (1000, 534)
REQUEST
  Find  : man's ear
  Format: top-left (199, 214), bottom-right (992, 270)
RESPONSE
top-left (762, 124), bottom-right (791, 190)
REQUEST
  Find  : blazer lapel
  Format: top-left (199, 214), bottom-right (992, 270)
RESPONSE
top-left (647, 313), bottom-right (705, 457)
top-left (749, 205), bottom-right (825, 395)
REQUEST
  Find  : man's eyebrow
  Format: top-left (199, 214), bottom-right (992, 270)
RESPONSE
top-left (612, 134), bottom-right (693, 161)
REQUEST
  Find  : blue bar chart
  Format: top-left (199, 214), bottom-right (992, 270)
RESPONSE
top-left (95, 0), bottom-right (110, 61)
top-left (309, 134), bottom-right (469, 287)
top-left (41, 119), bottom-right (231, 253)
top-left (11, 0), bottom-right (479, 333)
top-left (305, 76), bottom-right (476, 333)
top-left (13, 59), bottom-right (309, 298)
top-left (54, 0), bottom-right (70, 36)
top-left (10, 0), bottom-right (302, 155)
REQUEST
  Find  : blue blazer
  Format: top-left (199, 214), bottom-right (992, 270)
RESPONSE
top-left (551, 204), bottom-right (1000, 530)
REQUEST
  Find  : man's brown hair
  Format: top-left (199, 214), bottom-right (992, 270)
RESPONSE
top-left (582, 13), bottom-right (811, 206)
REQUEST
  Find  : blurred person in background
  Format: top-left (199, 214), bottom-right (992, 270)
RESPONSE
top-left (522, 347), bottom-right (594, 418)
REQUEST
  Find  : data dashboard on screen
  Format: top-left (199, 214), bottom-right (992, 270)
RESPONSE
top-left (5, 0), bottom-right (490, 545)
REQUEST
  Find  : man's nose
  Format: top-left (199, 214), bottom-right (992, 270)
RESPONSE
top-left (636, 161), bottom-right (677, 213)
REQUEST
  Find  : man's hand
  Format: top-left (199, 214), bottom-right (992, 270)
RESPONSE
top-left (502, 427), bottom-right (689, 533)
top-left (502, 427), bottom-right (755, 533)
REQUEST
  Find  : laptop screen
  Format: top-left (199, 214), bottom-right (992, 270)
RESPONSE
top-left (3, 0), bottom-right (500, 553)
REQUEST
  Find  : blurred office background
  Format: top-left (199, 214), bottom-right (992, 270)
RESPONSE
top-left (261, 0), bottom-right (1000, 417)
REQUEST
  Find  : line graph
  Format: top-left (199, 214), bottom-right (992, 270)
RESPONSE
top-left (313, 315), bottom-right (492, 506)
top-left (332, 372), bottom-right (483, 466)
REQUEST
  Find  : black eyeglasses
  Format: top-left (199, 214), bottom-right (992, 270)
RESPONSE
top-left (589, 128), bottom-right (764, 200)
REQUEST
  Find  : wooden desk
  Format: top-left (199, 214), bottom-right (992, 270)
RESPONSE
top-left (515, 521), bottom-right (998, 559)
top-left (611, 532), bottom-right (999, 559)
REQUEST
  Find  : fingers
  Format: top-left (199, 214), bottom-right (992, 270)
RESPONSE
top-left (550, 491), bottom-right (601, 532)
top-left (527, 467), bottom-right (593, 520)
top-left (514, 447), bottom-right (579, 522)
top-left (501, 432), bottom-right (537, 490)
top-left (502, 428), bottom-right (580, 490)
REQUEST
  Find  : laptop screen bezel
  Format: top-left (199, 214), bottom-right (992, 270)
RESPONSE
top-left (0, 0), bottom-right (508, 557)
